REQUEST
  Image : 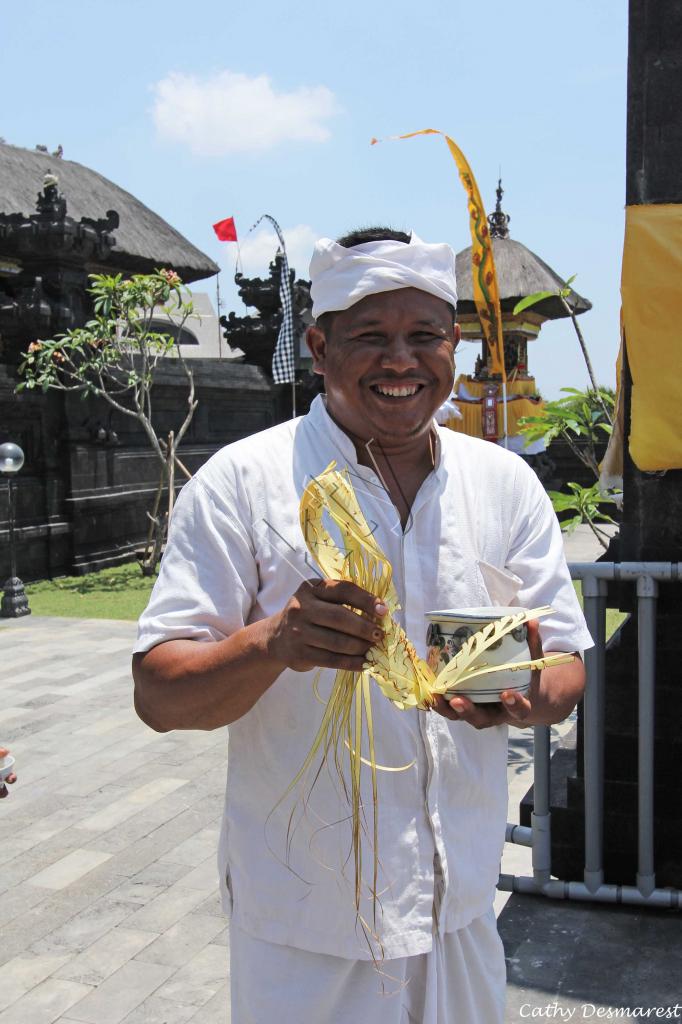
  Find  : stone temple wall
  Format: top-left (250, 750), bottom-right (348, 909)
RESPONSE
top-left (0, 359), bottom-right (276, 581)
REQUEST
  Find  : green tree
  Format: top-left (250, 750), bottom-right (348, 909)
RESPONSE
top-left (547, 482), bottom-right (619, 549)
top-left (18, 270), bottom-right (196, 573)
top-left (519, 387), bottom-right (615, 478)
top-left (518, 387), bottom-right (619, 550)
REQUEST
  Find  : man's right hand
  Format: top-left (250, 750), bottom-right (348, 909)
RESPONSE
top-left (265, 579), bottom-right (387, 673)
top-left (133, 580), bottom-right (389, 731)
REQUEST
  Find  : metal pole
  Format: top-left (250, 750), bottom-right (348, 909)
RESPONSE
top-left (497, 873), bottom-right (681, 909)
top-left (216, 274), bottom-right (223, 360)
top-left (7, 477), bottom-right (17, 581)
top-left (636, 573), bottom-right (657, 896)
top-left (532, 724), bottom-right (551, 886)
top-left (582, 576), bottom-right (607, 892)
top-left (291, 380), bottom-right (297, 418)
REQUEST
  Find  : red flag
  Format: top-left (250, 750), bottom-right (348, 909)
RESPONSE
top-left (213, 217), bottom-right (237, 242)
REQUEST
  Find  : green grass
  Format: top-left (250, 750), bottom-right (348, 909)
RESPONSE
top-left (26, 562), bottom-right (157, 621)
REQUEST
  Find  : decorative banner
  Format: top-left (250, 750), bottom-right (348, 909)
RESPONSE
top-left (372, 129), bottom-right (506, 382)
top-left (248, 214), bottom-right (296, 385)
top-left (621, 203), bottom-right (682, 470)
top-left (212, 216), bottom-right (238, 242)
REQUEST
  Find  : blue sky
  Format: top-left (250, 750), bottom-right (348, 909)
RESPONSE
top-left (3, 0), bottom-right (627, 397)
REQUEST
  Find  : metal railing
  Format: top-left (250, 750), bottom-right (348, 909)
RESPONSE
top-left (498, 561), bottom-right (682, 909)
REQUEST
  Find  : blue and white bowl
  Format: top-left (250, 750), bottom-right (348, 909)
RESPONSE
top-left (425, 606), bottom-right (531, 703)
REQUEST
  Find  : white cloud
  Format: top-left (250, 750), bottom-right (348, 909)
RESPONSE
top-left (237, 224), bottom-right (318, 279)
top-left (151, 70), bottom-right (338, 156)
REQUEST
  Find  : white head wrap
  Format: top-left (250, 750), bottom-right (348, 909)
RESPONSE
top-left (309, 232), bottom-right (458, 319)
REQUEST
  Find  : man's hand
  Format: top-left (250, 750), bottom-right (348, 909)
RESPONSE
top-left (266, 579), bottom-right (387, 673)
top-left (133, 580), bottom-right (388, 731)
top-left (432, 620), bottom-right (585, 730)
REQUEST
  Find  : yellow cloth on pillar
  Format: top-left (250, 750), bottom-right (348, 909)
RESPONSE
top-left (622, 204), bottom-right (682, 470)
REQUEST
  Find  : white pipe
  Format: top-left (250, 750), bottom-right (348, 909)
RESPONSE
top-left (636, 574), bottom-right (657, 896)
top-left (497, 874), bottom-right (681, 909)
top-left (582, 576), bottom-right (608, 892)
top-left (569, 561), bottom-right (682, 581)
top-left (531, 725), bottom-right (552, 886)
top-left (505, 824), bottom-right (533, 847)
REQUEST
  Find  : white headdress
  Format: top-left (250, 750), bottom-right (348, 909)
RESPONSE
top-left (309, 232), bottom-right (458, 319)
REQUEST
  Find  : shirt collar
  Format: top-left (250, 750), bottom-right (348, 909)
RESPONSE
top-left (304, 394), bottom-right (445, 484)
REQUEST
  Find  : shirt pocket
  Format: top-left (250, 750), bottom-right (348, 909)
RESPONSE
top-left (476, 560), bottom-right (523, 606)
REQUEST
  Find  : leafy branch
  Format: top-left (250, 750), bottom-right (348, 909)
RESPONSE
top-left (547, 482), bottom-right (619, 549)
top-left (18, 270), bottom-right (197, 573)
top-left (518, 387), bottom-right (615, 478)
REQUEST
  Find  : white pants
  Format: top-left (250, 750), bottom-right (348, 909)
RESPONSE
top-left (230, 909), bottom-right (506, 1024)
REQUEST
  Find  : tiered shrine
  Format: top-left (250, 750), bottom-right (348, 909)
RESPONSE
top-left (446, 182), bottom-right (592, 450)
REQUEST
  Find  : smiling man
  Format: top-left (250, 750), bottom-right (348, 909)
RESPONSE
top-left (132, 227), bottom-right (592, 1024)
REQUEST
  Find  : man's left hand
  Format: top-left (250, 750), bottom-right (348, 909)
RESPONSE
top-left (432, 620), bottom-right (584, 730)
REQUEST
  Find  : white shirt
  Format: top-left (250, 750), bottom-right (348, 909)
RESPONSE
top-left (135, 396), bottom-right (592, 960)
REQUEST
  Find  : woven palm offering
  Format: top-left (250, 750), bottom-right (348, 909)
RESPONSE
top-left (285, 462), bottom-right (572, 951)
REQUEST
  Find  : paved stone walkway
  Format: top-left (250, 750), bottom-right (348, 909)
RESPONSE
top-left (4, 597), bottom-right (657, 1024)
top-left (0, 616), bottom-right (229, 1024)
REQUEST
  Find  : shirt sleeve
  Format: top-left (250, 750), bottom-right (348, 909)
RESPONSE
top-left (505, 460), bottom-right (594, 654)
top-left (133, 472), bottom-right (259, 654)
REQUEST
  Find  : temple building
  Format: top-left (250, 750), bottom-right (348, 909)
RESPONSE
top-left (447, 182), bottom-right (592, 450)
top-left (0, 143), bottom-right (275, 581)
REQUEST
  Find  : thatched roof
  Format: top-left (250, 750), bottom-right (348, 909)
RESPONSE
top-left (455, 237), bottom-right (591, 319)
top-left (0, 143), bottom-right (218, 284)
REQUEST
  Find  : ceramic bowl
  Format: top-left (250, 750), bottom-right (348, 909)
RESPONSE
top-left (425, 606), bottom-right (531, 703)
top-left (0, 754), bottom-right (15, 781)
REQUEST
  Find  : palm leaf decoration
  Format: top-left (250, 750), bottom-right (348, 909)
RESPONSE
top-left (286, 462), bottom-right (573, 956)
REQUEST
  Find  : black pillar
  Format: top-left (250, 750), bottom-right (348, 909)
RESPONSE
top-left (523, 0), bottom-right (682, 887)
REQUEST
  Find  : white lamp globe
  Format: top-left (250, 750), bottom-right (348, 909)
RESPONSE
top-left (0, 443), bottom-right (25, 475)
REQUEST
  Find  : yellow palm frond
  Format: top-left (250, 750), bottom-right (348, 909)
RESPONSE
top-left (286, 463), bottom-right (574, 960)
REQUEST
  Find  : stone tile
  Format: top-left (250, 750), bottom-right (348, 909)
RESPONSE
top-left (74, 710), bottom-right (136, 737)
top-left (0, 838), bottom-right (82, 895)
top-left (65, 960), bottom-right (173, 1024)
top-left (101, 807), bottom-right (221, 880)
top-left (55, 927), bottom-right (159, 987)
top-left (211, 927), bottom-right (230, 947)
top-left (187, 983), bottom-right (229, 1023)
top-left (75, 778), bottom-right (189, 832)
top-left (29, 896), bottom-right (134, 958)
top-left (196, 891), bottom-right (225, 919)
top-left (154, 943), bottom-right (229, 1007)
top-left (11, 806), bottom-right (98, 852)
top-left (0, 979), bottom-right (92, 1024)
top-left (122, 884), bottom-right (208, 934)
top-left (118, 997), bottom-right (196, 1024)
top-left (27, 849), bottom-right (112, 891)
top-left (0, 882), bottom-right (51, 928)
top-left (128, 861), bottom-right (189, 888)
top-left (75, 796), bottom-right (190, 856)
top-left (134, 913), bottom-right (225, 968)
top-left (102, 880), bottom-right (168, 908)
top-left (175, 857), bottom-right (219, 893)
top-left (160, 827), bottom-right (220, 867)
top-left (0, 954), bottom-right (72, 1013)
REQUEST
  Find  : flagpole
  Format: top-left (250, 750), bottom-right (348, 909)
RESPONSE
top-left (216, 272), bottom-right (223, 360)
